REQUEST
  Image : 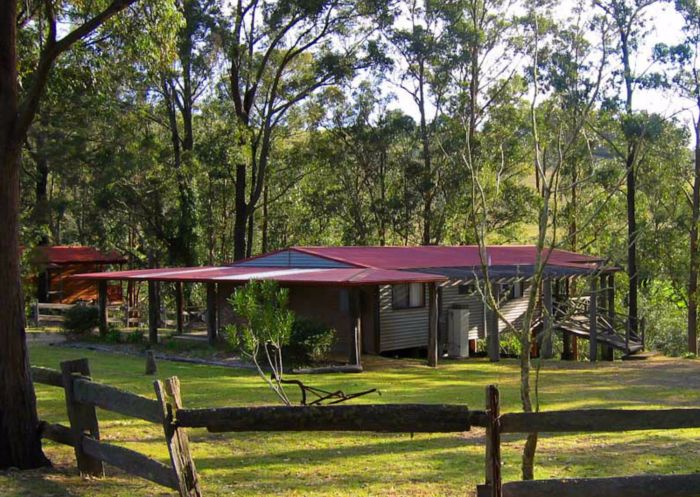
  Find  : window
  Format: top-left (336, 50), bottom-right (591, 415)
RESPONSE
top-left (392, 283), bottom-right (425, 309)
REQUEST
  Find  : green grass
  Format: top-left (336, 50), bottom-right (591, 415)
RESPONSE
top-left (3, 345), bottom-right (700, 496)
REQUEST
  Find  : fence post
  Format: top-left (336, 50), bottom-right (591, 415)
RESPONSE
top-left (33, 301), bottom-right (39, 327)
top-left (484, 385), bottom-right (502, 497)
top-left (60, 359), bottom-right (104, 477)
top-left (154, 377), bottom-right (202, 497)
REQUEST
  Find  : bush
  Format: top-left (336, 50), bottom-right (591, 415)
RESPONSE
top-left (104, 327), bottom-right (122, 343)
top-left (125, 330), bottom-right (144, 344)
top-left (641, 283), bottom-right (687, 356)
top-left (63, 305), bottom-right (99, 335)
top-left (285, 317), bottom-right (335, 366)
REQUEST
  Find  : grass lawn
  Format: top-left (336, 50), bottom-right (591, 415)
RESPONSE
top-left (3, 345), bottom-right (700, 496)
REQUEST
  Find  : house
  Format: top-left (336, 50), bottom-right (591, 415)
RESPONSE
top-left (75, 245), bottom-right (638, 366)
top-left (30, 245), bottom-right (127, 304)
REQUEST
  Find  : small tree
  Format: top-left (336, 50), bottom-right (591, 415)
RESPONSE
top-left (225, 280), bottom-right (294, 405)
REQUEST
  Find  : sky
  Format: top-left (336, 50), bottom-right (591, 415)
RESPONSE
top-left (387, 2), bottom-right (695, 132)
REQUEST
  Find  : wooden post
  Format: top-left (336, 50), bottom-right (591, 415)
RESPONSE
top-left (154, 377), bottom-right (203, 497)
top-left (589, 278), bottom-right (598, 362)
top-left (541, 278), bottom-right (553, 359)
top-left (562, 277), bottom-right (573, 359)
top-left (484, 385), bottom-right (502, 497)
top-left (427, 282), bottom-right (439, 367)
top-left (206, 282), bottom-right (217, 346)
top-left (175, 282), bottom-right (184, 335)
top-left (145, 350), bottom-right (158, 375)
top-left (98, 280), bottom-right (108, 336)
top-left (33, 301), bottom-right (39, 327)
top-left (349, 288), bottom-right (362, 367)
top-left (487, 283), bottom-right (500, 362)
top-left (60, 359), bottom-right (104, 477)
top-left (148, 280), bottom-right (159, 345)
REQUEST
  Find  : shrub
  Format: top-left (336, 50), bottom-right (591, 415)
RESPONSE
top-left (63, 305), bottom-right (99, 335)
top-left (641, 283), bottom-right (686, 356)
top-left (125, 330), bottom-right (144, 344)
top-left (285, 317), bottom-right (336, 366)
top-left (223, 280), bottom-right (295, 405)
top-left (104, 327), bottom-right (122, 344)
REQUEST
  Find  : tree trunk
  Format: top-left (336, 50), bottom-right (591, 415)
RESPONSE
top-left (688, 118), bottom-right (700, 355)
top-left (0, 1), bottom-right (47, 468)
top-left (626, 147), bottom-right (638, 337)
top-left (233, 163), bottom-right (247, 260)
top-left (417, 61), bottom-right (432, 246)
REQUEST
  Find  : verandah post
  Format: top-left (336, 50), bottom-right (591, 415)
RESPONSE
top-left (589, 278), bottom-right (598, 362)
top-left (148, 280), bottom-right (159, 345)
top-left (427, 282), bottom-right (439, 367)
top-left (175, 281), bottom-right (184, 335)
top-left (206, 282), bottom-right (217, 346)
top-left (60, 358), bottom-right (104, 477)
top-left (541, 278), bottom-right (553, 359)
top-left (484, 385), bottom-right (502, 497)
top-left (487, 283), bottom-right (500, 362)
top-left (98, 280), bottom-right (108, 336)
top-left (348, 288), bottom-right (362, 367)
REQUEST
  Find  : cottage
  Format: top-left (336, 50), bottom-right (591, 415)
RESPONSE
top-left (76, 245), bottom-right (639, 365)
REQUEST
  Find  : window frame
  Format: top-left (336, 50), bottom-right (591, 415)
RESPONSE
top-left (391, 283), bottom-right (426, 310)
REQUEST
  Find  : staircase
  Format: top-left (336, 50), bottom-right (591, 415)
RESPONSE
top-left (553, 299), bottom-right (644, 356)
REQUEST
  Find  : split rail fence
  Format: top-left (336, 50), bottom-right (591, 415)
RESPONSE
top-left (478, 385), bottom-right (700, 497)
top-left (32, 360), bottom-right (700, 497)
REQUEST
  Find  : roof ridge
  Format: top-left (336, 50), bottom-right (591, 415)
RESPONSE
top-left (291, 247), bottom-right (372, 268)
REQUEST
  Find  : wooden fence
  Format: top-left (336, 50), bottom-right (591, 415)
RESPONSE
top-left (32, 359), bottom-right (202, 497)
top-left (33, 361), bottom-right (700, 497)
top-left (478, 384), bottom-right (700, 497)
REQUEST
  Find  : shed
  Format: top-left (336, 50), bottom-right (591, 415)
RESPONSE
top-left (30, 245), bottom-right (127, 304)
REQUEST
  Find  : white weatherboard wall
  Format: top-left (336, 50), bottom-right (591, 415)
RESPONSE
top-left (498, 294), bottom-right (530, 332)
top-left (379, 284), bottom-right (429, 351)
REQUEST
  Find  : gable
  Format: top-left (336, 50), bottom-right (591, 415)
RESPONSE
top-left (234, 249), bottom-right (353, 269)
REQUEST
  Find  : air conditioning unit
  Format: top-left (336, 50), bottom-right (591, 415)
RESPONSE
top-left (448, 308), bottom-right (470, 358)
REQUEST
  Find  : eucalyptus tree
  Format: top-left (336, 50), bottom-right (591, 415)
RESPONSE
top-left (153, 0), bottom-right (220, 266)
top-left (0, 0), bottom-right (160, 469)
top-left (327, 81), bottom-right (419, 245)
top-left (592, 0), bottom-right (663, 340)
top-left (654, 0), bottom-right (700, 354)
top-left (385, 0), bottom-right (453, 245)
top-left (224, 0), bottom-right (387, 260)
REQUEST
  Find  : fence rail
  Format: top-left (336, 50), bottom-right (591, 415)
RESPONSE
top-left (32, 361), bottom-right (700, 497)
top-left (480, 385), bottom-right (700, 497)
top-left (176, 404), bottom-right (476, 433)
top-left (31, 360), bottom-right (202, 497)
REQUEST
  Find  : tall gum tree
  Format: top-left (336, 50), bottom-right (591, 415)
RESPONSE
top-left (0, 0), bottom-right (163, 469)
top-left (225, 0), bottom-right (387, 260)
top-left (592, 0), bottom-right (661, 341)
top-left (654, 0), bottom-right (700, 355)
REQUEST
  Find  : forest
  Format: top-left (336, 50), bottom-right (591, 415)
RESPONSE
top-left (3, 0), bottom-right (700, 473)
top-left (11, 0), bottom-right (700, 357)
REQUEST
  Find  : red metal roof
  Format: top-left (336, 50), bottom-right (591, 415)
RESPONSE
top-left (290, 245), bottom-right (603, 271)
top-left (74, 266), bottom-right (447, 286)
top-left (33, 245), bottom-right (127, 265)
top-left (73, 245), bottom-right (607, 285)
